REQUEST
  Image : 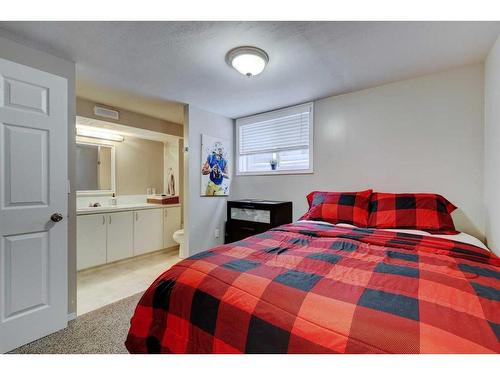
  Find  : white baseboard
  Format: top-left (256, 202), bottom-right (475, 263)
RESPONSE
top-left (67, 312), bottom-right (77, 321)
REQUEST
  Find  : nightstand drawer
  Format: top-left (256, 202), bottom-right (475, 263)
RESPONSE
top-left (225, 200), bottom-right (292, 244)
top-left (225, 221), bottom-right (270, 243)
top-left (230, 207), bottom-right (271, 223)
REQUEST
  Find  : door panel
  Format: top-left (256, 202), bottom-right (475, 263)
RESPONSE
top-left (0, 57), bottom-right (67, 353)
top-left (133, 209), bottom-right (163, 256)
top-left (107, 211), bottom-right (133, 263)
top-left (2, 231), bottom-right (48, 319)
top-left (3, 124), bottom-right (48, 206)
top-left (3, 76), bottom-right (49, 115)
top-left (163, 207), bottom-right (181, 249)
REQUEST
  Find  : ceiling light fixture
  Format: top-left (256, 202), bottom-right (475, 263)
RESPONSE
top-left (76, 127), bottom-right (124, 142)
top-left (225, 46), bottom-right (269, 77)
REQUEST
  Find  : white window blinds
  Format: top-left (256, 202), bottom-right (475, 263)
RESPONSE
top-left (236, 102), bottom-right (313, 175)
top-left (238, 104), bottom-right (312, 156)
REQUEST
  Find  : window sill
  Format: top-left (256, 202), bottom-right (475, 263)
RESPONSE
top-left (236, 169), bottom-right (314, 176)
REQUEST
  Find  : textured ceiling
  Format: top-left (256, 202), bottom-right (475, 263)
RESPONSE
top-left (0, 21), bottom-right (499, 119)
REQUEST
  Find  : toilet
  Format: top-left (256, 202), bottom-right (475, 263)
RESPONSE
top-left (173, 229), bottom-right (186, 258)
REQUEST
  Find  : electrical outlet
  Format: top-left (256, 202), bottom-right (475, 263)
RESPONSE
top-left (214, 229), bottom-right (220, 238)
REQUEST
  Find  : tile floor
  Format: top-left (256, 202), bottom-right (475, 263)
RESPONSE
top-left (77, 248), bottom-right (180, 316)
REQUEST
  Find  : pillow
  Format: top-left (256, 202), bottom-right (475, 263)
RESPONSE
top-left (300, 189), bottom-right (373, 227)
top-left (368, 192), bottom-right (458, 234)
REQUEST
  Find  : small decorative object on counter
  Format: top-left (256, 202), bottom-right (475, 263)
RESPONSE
top-left (110, 193), bottom-right (117, 206)
top-left (167, 167), bottom-right (176, 196)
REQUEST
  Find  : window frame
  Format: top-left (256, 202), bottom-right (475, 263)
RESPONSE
top-left (235, 102), bottom-right (314, 176)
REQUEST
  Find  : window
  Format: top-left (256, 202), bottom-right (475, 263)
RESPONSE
top-left (236, 102), bottom-right (313, 175)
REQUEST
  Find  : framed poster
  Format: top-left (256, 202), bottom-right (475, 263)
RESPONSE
top-left (200, 134), bottom-right (231, 196)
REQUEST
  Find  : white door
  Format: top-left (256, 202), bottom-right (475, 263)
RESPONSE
top-left (107, 211), bottom-right (133, 263)
top-left (163, 206), bottom-right (181, 249)
top-left (76, 214), bottom-right (107, 271)
top-left (133, 209), bottom-right (164, 256)
top-left (0, 58), bottom-right (68, 353)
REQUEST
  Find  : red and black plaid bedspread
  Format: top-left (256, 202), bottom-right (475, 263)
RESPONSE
top-left (126, 222), bottom-right (500, 353)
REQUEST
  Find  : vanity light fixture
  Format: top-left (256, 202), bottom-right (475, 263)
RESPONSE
top-left (225, 46), bottom-right (269, 77)
top-left (76, 127), bottom-right (124, 142)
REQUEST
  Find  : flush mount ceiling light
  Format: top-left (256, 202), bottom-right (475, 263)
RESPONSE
top-left (225, 46), bottom-right (269, 77)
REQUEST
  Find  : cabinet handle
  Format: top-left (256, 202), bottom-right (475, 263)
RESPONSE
top-left (241, 226), bottom-right (256, 231)
top-left (164, 209), bottom-right (168, 218)
top-left (102, 216), bottom-right (105, 225)
top-left (109, 215), bottom-right (112, 225)
top-left (135, 212), bottom-right (139, 221)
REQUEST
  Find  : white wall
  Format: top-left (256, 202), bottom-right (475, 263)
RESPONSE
top-left (484, 36), bottom-right (500, 255)
top-left (184, 105), bottom-right (233, 256)
top-left (232, 64), bottom-right (485, 241)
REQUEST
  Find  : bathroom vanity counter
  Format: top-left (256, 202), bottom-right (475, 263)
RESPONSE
top-left (77, 203), bottom-right (181, 215)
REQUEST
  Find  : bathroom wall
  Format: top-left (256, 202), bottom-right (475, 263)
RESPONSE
top-left (76, 97), bottom-right (184, 199)
top-left (99, 146), bottom-right (112, 190)
top-left (115, 136), bottom-right (164, 195)
top-left (77, 97), bottom-right (183, 137)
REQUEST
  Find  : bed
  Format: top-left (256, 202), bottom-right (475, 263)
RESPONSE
top-left (125, 220), bottom-right (500, 353)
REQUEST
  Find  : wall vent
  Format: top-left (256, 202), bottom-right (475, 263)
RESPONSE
top-left (93, 105), bottom-right (119, 120)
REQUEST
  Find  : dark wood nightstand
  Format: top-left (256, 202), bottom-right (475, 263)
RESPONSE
top-left (225, 200), bottom-right (293, 244)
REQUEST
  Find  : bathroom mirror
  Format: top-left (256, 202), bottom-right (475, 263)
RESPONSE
top-left (76, 141), bottom-right (115, 195)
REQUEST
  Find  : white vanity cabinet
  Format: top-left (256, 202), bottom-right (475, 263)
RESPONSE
top-left (77, 205), bottom-right (181, 270)
top-left (107, 211), bottom-right (134, 262)
top-left (77, 214), bottom-right (107, 270)
top-left (133, 208), bottom-right (164, 256)
top-left (163, 206), bottom-right (181, 248)
top-left (77, 211), bottom-right (134, 270)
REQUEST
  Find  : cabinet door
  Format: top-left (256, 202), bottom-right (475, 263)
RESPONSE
top-left (133, 209), bottom-right (164, 256)
top-left (107, 211), bottom-right (134, 263)
top-left (77, 214), bottom-right (107, 270)
top-left (163, 206), bottom-right (182, 248)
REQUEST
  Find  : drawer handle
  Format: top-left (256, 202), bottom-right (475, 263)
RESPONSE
top-left (241, 226), bottom-right (256, 231)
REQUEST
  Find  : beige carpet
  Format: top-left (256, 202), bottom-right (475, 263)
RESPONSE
top-left (9, 292), bottom-right (143, 354)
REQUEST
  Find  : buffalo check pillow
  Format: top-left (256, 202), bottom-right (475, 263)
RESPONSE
top-left (368, 192), bottom-right (458, 234)
top-left (300, 189), bottom-right (372, 227)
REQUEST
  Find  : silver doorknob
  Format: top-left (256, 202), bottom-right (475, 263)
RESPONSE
top-left (50, 213), bottom-right (63, 222)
